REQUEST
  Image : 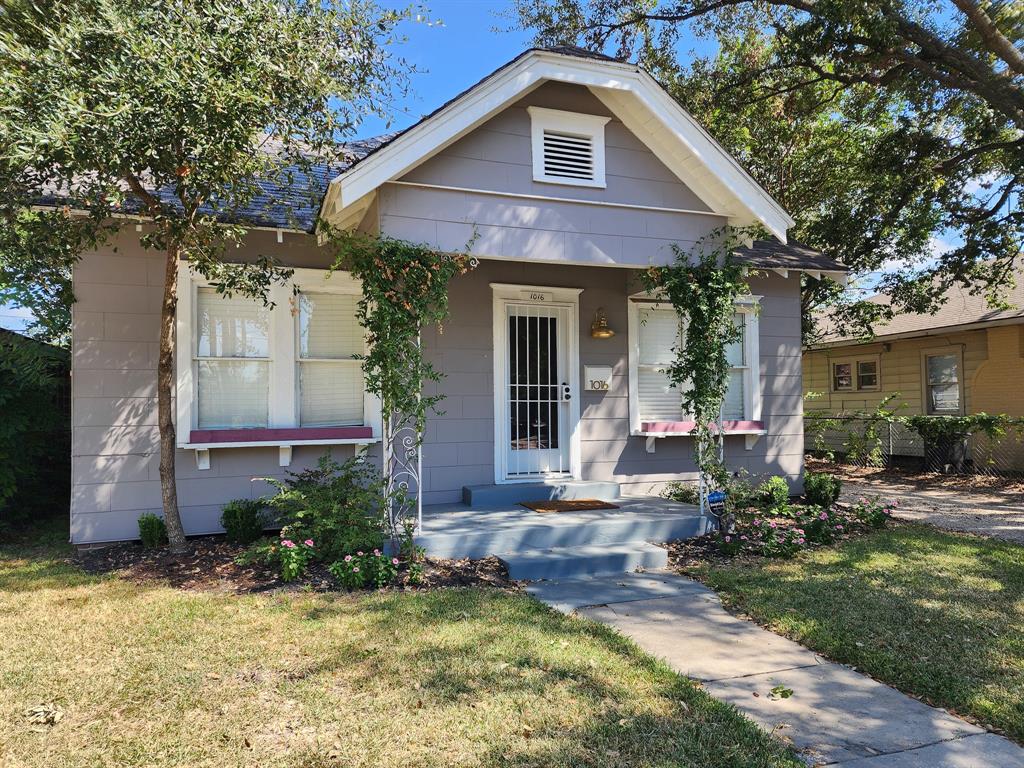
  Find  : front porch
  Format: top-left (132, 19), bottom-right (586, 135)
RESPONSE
top-left (416, 495), bottom-right (710, 580)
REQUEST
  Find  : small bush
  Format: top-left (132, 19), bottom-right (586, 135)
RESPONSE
top-left (750, 517), bottom-right (806, 558)
top-left (799, 506), bottom-right (848, 544)
top-left (759, 476), bottom-right (791, 515)
top-left (137, 513), bottom-right (167, 548)
top-left (219, 499), bottom-right (266, 544)
top-left (264, 454), bottom-right (387, 563)
top-left (850, 496), bottom-right (894, 528)
top-left (804, 472), bottom-right (842, 507)
top-left (329, 549), bottom-right (400, 590)
top-left (662, 481), bottom-right (699, 505)
top-left (277, 534), bottom-right (317, 581)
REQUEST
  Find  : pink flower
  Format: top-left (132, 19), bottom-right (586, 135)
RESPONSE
top-left (357, 551), bottom-right (364, 557)
top-left (769, 521), bottom-right (777, 528)
top-left (304, 539), bottom-right (314, 548)
top-left (392, 558), bottom-right (399, 565)
top-left (752, 519), bottom-right (761, 526)
top-left (797, 538), bottom-right (806, 544)
top-left (724, 535), bottom-right (732, 543)
top-left (344, 554), bottom-right (353, 562)
top-left (740, 535), bottom-right (748, 541)
top-left (353, 566), bottom-right (360, 573)
top-left (281, 539), bottom-right (295, 549)
top-left (373, 549), bottom-right (381, 556)
top-left (819, 512), bottom-right (828, 520)
top-left (836, 525), bottom-right (844, 531)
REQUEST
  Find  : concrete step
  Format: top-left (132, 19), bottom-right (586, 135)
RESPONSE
top-left (462, 480), bottom-right (620, 508)
top-left (499, 542), bottom-right (668, 580)
top-left (417, 507), bottom-right (706, 559)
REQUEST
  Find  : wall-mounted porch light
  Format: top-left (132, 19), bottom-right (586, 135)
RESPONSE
top-left (590, 307), bottom-right (615, 339)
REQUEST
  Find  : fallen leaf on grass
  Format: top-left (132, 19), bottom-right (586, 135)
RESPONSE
top-left (24, 704), bottom-right (63, 726)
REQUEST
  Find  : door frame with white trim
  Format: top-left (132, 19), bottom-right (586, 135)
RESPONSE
top-left (491, 283), bottom-right (582, 484)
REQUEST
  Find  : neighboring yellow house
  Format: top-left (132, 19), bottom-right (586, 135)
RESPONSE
top-left (804, 274), bottom-right (1024, 469)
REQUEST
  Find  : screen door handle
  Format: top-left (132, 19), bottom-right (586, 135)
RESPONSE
top-left (561, 382), bottom-right (572, 401)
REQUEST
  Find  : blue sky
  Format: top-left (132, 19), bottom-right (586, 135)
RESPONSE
top-left (356, 1), bottom-right (534, 140)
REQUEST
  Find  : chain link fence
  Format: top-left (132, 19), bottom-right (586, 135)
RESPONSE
top-left (805, 415), bottom-right (1024, 477)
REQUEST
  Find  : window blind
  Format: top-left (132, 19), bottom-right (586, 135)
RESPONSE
top-left (297, 292), bottom-right (364, 426)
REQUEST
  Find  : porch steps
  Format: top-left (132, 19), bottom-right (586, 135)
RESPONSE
top-left (416, 503), bottom-right (705, 560)
top-left (498, 542), bottom-right (668, 580)
top-left (461, 480), bottom-right (621, 508)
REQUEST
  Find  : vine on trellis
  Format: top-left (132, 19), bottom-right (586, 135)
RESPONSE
top-left (324, 228), bottom-right (476, 536)
top-left (640, 226), bottom-right (760, 522)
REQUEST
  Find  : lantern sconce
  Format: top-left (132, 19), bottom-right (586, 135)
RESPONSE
top-left (590, 307), bottom-right (615, 339)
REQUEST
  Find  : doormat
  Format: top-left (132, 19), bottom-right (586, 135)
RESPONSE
top-left (520, 499), bottom-right (620, 513)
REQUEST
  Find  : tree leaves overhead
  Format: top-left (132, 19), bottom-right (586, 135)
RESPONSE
top-left (0, 0), bottom-right (414, 334)
top-left (512, 0), bottom-right (1023, 340)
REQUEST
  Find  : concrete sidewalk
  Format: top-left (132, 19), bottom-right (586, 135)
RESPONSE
top-left (527, 572), bottom-right (1024, 767)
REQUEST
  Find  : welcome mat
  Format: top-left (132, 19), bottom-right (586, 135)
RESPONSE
top-left (520, 499), bottom-right (621, 513)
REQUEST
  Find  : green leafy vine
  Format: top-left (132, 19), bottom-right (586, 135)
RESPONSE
top-left (640, 226), bottom-right (760, 512)
top-left (324, 229), bottom-right (476, 530)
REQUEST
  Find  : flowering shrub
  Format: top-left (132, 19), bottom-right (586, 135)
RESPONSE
top-left (759, 476), bottom-right (792, 517)
top-left (850, 497), bottom-right (894, 528)
top-left (717, 531), bottom-right (744, 556)
top-left (800, 506), bottom-right (847, 544)
top-left (751, 517), bottom-right (806, 558)
top-left (278, 534), bottom-right (316, 582)
top-left (329, 550), bottom-right (401, 590)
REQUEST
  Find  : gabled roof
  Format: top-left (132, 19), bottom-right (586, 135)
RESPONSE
top-left (321, 46), bottom-right (797, 240)
top-left (817, 266), bottom-right (1024, 347)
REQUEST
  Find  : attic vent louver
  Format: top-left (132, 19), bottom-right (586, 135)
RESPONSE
top-left (542, 130), bottom-right (594, 181)
top-left (528, 106), bottom-right (610, 188)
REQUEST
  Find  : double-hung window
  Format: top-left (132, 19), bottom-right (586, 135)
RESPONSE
top-left (176, 265), bottom-right (378, 451)
top-left (628, 298), bottom-right (761, 434)
top-left (830, 355), bottom-right (880, 392)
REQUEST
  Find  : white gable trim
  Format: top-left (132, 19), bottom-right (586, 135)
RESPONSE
top-left (322, 49), bottom-right (794, 242)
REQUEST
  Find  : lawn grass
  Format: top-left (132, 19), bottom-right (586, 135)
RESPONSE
top-left (0, 521), bottom-right (800, 767)
top-left (686, 523), bottom-right (1024, 742)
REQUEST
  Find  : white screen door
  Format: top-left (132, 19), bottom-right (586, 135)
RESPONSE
top-left (503, 302), bottom-right (573, 479)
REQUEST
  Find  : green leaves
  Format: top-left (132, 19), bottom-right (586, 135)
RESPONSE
top-left (640, 226), bottom-right (756, 485)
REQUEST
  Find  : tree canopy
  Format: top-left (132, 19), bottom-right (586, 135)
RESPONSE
top-left (0, 0), bottom-right (413, 548)
top-left (512, 0), bottom-right (1023, 339)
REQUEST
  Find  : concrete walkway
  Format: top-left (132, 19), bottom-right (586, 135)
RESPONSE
top-left (527, 572), bottom-right (1024, 767)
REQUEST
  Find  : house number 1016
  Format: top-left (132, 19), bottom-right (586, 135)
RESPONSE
top-left (584, 366), bottom-right (614, 392)
top-left (589, 379), bottom-right (609, 390)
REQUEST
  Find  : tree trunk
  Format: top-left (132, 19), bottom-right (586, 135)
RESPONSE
top-left (158, 245), bottom-right (187, 552)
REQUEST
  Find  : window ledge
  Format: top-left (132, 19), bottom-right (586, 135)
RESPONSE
top-left (636, 421), bottom-right (766, 453)
top-left (183, 426), bottom-right (377, 456)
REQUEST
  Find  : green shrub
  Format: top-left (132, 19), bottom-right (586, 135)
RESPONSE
top-left (219, 498), bottom-right (266, 544)
top-left (759, 476), bottom-right (791, 515)
top-left (799, 506), bottom-right (847, 544)
top-left (263, 454), bottom-right (387, 563)
top-left (850, 496), bottom-right (894, 528)
top-left (804, 472), bottom-right (842, 507)
top-left (662, 481), bottom-right (699, 505)
top-left (137, 513), bottom-right (167, 548)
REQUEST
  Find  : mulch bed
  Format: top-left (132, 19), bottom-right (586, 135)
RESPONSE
top-left (75, 535), bottom-right (513, 595)
top-left (807, 457), bottom-right (1024, 494)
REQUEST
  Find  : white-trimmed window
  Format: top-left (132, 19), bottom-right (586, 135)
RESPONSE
top-left (527, 106), bottom-right (610, 188)
top-left (627, 298), bottom-right (761, 432)
top-left (830, 355), bottom-right (881, 392)
top-left (176, 265), bottom-right (379, 447)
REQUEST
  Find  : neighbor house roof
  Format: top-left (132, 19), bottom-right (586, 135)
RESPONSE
top-left (817, 268), bottom-right (1024, 347)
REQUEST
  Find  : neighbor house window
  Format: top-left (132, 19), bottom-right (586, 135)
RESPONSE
top-left (628, 300), bottom-right (760, 431)
top-left (176, 266), bottom-right (376, 444)
top-left (925, 352), bottom-right (961, 414)
top-left (831, 356), bottom-right (880, 392)
top-left (527, 106), bottom-right (610, 188)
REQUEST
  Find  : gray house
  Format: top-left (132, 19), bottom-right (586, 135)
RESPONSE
top-left (70, 47), bottom-right (846, 547)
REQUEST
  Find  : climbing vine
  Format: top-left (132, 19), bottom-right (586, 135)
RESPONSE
top-left (640, 226), bottom-right (760, 514)
top-left (324, 228), bottom-right (476, 532)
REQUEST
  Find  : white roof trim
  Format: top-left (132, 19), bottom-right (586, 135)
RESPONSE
top-left (322, 49), bottom-right (794, 242)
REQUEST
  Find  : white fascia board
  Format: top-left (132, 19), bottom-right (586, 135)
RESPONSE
top-left (325, 49), bottom-right (795, 241)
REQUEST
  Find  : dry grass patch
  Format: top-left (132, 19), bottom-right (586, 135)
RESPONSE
top-left (0, 522), bottom-right (799, 768)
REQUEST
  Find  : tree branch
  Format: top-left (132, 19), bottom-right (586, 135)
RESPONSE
top-left (952, 0), bottom-right (1024, 76)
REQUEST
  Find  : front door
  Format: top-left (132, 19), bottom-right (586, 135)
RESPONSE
top-left (501, 300), bottom-right (574, 480)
